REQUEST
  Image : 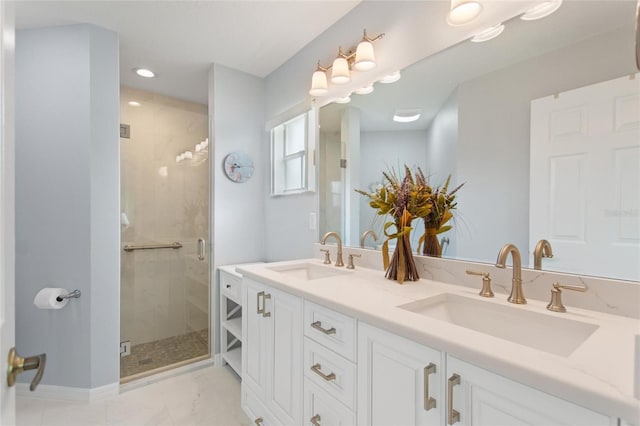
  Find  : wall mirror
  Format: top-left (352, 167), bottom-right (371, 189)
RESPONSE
top-left (318, 1), bottom-right (639, 282)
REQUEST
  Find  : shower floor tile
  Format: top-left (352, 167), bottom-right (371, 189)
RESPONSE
top-left (120, 329), bottom-right (209, 378)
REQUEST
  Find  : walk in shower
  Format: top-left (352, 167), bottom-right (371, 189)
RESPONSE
top-left (120, 87), bottom-right (210, 381)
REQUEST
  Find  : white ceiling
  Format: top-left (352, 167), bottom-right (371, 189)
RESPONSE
top-left (15, 0), bottom-right (361, 104)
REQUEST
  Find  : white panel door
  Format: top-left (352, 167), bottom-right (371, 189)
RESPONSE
top-left (357, 323), bottom-right (443, 426)
top-left (530, 74), bottom-right (640, 280)
top-left (0, 2), bottom-right (15, 424)
top-left (242, 279), bottom-right (268, 399)
top-left (266, 287), bottom-right (302, 426)
top-left (446, 356), bottom-right (612, 426)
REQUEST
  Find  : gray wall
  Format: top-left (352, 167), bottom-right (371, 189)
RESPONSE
top-left (455, 26), bottom-right (637, 264)
top-left (424, 90), bottom-right (459, 257)
top-left (209, 64), bottom-right (266, 350)
top-left (15, 24), bottom-right (120, 388)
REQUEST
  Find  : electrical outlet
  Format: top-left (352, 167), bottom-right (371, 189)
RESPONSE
top-left (120, 341), bottom-right (131, 357)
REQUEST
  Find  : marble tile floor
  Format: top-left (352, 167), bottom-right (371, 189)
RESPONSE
top-left (120, 330), bottom-right (209, 378)
top-left (17, 366), bottom-right (251, 426)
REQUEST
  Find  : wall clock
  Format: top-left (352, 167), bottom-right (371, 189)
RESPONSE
top-left (223, 151), bottom-right (254, 183)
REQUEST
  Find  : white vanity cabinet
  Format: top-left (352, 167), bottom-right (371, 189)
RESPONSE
top-left (357, 322), bottom-right (444, 426)
top-left (242, 277), bottom-right (303, 426)
top-left (445, 356), bottom-right (613, 426)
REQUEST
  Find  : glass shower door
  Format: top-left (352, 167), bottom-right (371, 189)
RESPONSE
top-left (119, 87), bottom-right (210, 381)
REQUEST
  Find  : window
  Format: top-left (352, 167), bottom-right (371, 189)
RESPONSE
top-left (271, 111), bottom-right (315, 195)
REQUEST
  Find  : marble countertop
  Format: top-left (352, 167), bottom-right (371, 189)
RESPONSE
top-left (238, 258), bottom-right (640, 423)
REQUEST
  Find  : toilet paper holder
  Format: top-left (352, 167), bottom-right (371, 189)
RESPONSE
top-left (56, 289), bottom-right (81, 302)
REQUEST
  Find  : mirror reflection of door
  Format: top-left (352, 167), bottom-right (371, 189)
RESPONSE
top-left (530, 75), bottom-right (640, 281)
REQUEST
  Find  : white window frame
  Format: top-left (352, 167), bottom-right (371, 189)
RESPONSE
top-left (270, 110), bottom-right (316, 196)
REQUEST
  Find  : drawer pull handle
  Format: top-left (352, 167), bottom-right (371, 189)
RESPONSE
top-left (448, 373), bottom-right (461, 425)
top-left (310, 363), bottom-right (336, 381)
top-left (423, 363), bottom-right (436, 411)
top-left (256, 291), bottom-right (264, 314)
top-left (311, 321), bottom-right (336, 335)
top-left (310, 414), bottom-right (321, 426)
top-left (254, 417), bottom-right (263, 426)
top-left (262, 293), bottom-right (271, 318)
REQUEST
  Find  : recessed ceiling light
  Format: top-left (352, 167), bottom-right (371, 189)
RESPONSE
top-left (133, 68), bottom-right (155, 78)
top-left (471, 24), bottom-right (505, 43)
top-left (380, 71), bottom-right (401, 84)
top-left (128, 101), bottom-right (141, 107)
top-left (355, 85), bottom-right (374, 95)
top-left (520, 0), bottom-right (562, 21)
top-left (393, 109), bottom-right (422, 123)
top-left (447, 0), bottom-right (483, 26)
top-left (335, 96), bottom-right (352, 104)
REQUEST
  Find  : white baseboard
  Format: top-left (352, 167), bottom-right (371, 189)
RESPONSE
top-left (17, 381), bottom-right (119, 401)
top-left (119, 357), bottom-right (214, 393)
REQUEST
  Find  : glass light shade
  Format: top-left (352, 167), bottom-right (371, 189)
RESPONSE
top-left (379, 71), bottom-right (401, 84)
top-left (471, 23), bottom-right (505, 42)
top-left (355, 84), bottom-right (374, 95)
top-left (309, 70), bottom-right (328, 96)
top-left (447, 0), bottom-right (483, 26)
top-left (354, 40), bottom-right (376, 71)
top-left (331, 57), bottom-right (351, 84)
top-left (520, 0), bottom-right (562, 21)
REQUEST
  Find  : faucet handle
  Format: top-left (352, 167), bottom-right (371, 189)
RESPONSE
top-left (346, 253), bottom-right (361, 269)
top-left (320, 249), bottom-right (331, 265)
top-left (546, 282), bottom-right (587, 313)
top-left (465, 270), bottom-right (494, 298)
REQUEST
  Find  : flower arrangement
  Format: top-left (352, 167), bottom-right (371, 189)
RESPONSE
top-left (356, 166), bottom-right (432, 283)
top-left (416, 170), bottom-right (464, 257)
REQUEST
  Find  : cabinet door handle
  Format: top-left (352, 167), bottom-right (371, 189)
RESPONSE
top-left (197, 238), bottom-right (206, 261)
top-left (256, 291), bottom-right (265, 315)
top-left (310, 414), bottom-right (321, 426)
top-left (448, 373), bottom-right (461, 425)
top-left (262, 293), bottom-right (271, 317)
top-left (254, 417), bottom-right (263, 426)
top-left (310, 363), bottom-right (336, 381)
top-left (423, 363), bottom-right (437, 411)
top-left (311, 321), bottom-right (336, 335)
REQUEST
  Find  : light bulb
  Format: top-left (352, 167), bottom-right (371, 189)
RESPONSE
top-left (355, 85), bottom-right (374, 95)
top-left (520, 0), bottom-right (562, 21)
top-left (471, 24), bottom-right (505, 42)
top-left (133, 68), bottom-right (155, 78)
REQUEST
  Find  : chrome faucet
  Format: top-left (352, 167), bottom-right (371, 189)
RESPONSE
top-left (360, 230), bottom-right (379, 248)
top-left (533, 239), bottom-right (553, 270)
top-left (321, 231), bottom-right (344, 267)
top-left (495, 243), bottom-right (526, 304)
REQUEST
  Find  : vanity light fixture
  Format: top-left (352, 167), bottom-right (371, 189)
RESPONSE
top-left (355, 84), bottom-right (374, 95)
top-left (133, 68), bottom-right (155, 78)
top-left (335, 95), bottom-right (352, 104)
top-left (128, 101), bottom-right (141, 107)
top-left (379, 71), bottom-right (401, 84)
top-left (520, 0), bottom-right (562, 21)
top-left (393, 109), bottom-right (421, 123)
top-left (471, 23), bottom-right (505, 42)
top-left (308, 29), bottom-right (384, 96)
top-left (447, 0), bottom-right (483, 26)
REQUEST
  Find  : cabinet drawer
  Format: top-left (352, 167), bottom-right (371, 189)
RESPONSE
top-left (304, 301), bottom-right (356, 361)
top-left (243, 387), bottom-right (276, 426)
top-left (220, 269), bottom-right (241, 303)
top-left (304, 337), bottom-right (356, 410)
top-left (304, 378), bottom-right (355, 426)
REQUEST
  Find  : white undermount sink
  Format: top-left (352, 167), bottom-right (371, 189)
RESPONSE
top-left (267, 262), bottom-right (351, 281)
top-left (398, 293), bottom-right (599, 357)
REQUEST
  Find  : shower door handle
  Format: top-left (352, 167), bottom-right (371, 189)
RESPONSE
top-left (197, 238), bottom-right (206, 261)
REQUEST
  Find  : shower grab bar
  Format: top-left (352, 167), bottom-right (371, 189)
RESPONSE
top-left (123, 242), bottom-right (183, 252)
